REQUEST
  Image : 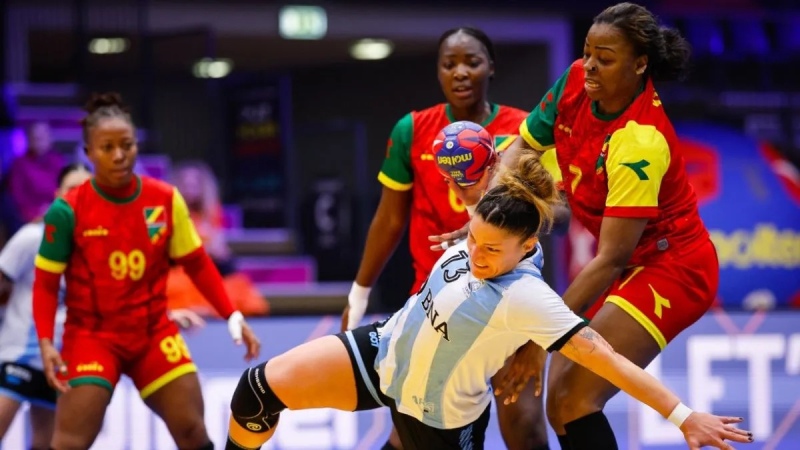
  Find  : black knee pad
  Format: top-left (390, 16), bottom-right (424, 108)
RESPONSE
top-left (230, 363), bottom-right (286, 434)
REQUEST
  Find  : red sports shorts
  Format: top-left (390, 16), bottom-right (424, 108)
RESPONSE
top-left (59, 319), bottom-right (196, 399)
top-left (584, 238), bottom-right (719, 349)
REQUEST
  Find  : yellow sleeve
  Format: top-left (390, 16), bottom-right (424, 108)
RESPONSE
top-left (169, 189), bottom-right (203, 259)
top-left (604, 121), bottom-right (670, 218)
top-left (539, 148), bottom-right (563, 184)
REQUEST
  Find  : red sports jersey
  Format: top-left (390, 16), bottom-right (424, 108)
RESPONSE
top-left (521, 60), bottom-right (708, 265)
top-left (35, 176), bottom-right (203, 333)
top-left (379, 103), bottom-right (529, 292)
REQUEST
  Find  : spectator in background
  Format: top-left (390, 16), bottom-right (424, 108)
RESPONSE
top-left (172, 161), bottom-right (233, 272)
top-left (8, 122), bottom-right (64, 224)
top-left (166, 160), bottom-right (269, 317)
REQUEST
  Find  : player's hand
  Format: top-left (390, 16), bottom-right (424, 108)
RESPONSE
top-left (443, 163), bottom-right (495, 207)
top-left (494, 340), bottom-right (547, 405)
top-left (167, 308), bottom-right (207, 331)
top-left (428, 223), bottom-right (469, 252)
top-left (681, 413), bottom-right (753, 449)
top-left (342, 282), bottom-right (370, 331)
top-left (239, 320), bottom-right (261, 361)
top-left (228, 311), bottom-right (260, 361)
top-left (39, 339), bottom-right (70, 394)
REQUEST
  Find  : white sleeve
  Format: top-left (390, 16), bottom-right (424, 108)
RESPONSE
top-left (0, 224), bottom-right (41, 282)
top-left (503, 278), bottom-right (586, 352)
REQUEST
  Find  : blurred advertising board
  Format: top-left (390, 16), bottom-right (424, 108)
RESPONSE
top-left (2, 312), bottom-right (798, 449)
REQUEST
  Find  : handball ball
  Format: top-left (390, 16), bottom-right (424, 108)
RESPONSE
top-left (433, 121), bottom-right (496, 187)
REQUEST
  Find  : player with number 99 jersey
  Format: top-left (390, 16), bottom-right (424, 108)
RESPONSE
top-left (33, 175), bottom-right (236, 397)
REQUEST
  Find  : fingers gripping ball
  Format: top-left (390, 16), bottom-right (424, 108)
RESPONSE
top-left (433, 121), bottom-right (497, 187)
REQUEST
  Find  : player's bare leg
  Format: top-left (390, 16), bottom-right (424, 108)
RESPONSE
top-left (227, 335), bottom-right (358, 449)
top-left (381, 427), bottom-right (403, 449)
top-left (492, 362), bottom-right (549, 450)
top-left (0, 395), bottom-right (21, 438)
top-left (144, 371), bottom-right (211, 449)
top-left (546, 302), bottom-right (661, 449)
top-left (29, 404), bottom-right (56, 449)
top-left (51, 385), bottom-right (111, 450)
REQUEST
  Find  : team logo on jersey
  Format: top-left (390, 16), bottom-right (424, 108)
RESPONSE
top-left (76, 361), bottom-right (104, 373)
top-left (621, 159), bottom-right (651, 180)
top-left (83, 226), bottom-right (109, 237)
top-left (45, 224), bottom-right (57, 243)
top-left (463, 280), bottom-right (484, 297)
top-left (143, 206), bottom-right (167, 244)
top-left (494, 135), bottom-right (517, 153)
top-left (596, 134), bottom-right (611, 174)
top-left (652, 91), bottom-right (662, 107)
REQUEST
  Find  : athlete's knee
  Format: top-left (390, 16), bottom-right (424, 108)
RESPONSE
top-left (169, 417), bottom-right (209, 448)
top-left (498, 398), bottom-right (548, 449)
top-left (545, 392), bottom-right (562, 429)
top-left (51, 431), bottom-right (96, 450)
top-left (550, 382), bottom-right (608, 425)
top-left (546, 370), bottom-right (566, 429)
top-left (230, 363), bottom-right (286, 434)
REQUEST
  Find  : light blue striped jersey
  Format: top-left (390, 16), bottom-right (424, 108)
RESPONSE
top-left (375, 241), bottom-right (583, 429)
top-left (0, 223), bottom-right (65, 370)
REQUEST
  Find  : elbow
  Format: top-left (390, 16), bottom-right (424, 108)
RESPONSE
top-left (373, 209), bottom-right (408, 235)
top-left (388, 212), bottom-right (409, 232)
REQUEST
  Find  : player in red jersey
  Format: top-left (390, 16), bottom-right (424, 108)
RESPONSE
top-left (447, 3), bottom-right (721, 449)
top-left (32, 93), bottom-right (261, 449)
top-left (341, 27), bottom-right (550, 450)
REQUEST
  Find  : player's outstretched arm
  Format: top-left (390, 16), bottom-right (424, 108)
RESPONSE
top-left (558, 327), bottom-right (753, 449)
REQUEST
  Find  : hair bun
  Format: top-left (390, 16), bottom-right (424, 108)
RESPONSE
top-left (513, 173), bottom-right (538, 195)
top-left (84, 92), bottom-right (127, 114)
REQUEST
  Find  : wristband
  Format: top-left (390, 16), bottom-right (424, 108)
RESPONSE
top-left (228, 310), bottom-right (245, 342)
top-left (349, 282), bottom-right (372, 303)
top-left (346, 282), bottom-right (371, 330)
top-left (667, 402), bottom-right (693, 428)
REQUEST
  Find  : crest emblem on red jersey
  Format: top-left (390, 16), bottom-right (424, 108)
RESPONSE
top-left (494, 135), bottom-right (517, 153)
top-left (596, 134), bottom-right (611, 175)
top-left (45, 224), bottom-right (57, 243)
top-left (143, 206), bottom-right (167, 244)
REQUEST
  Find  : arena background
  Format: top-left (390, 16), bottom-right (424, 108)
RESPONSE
top-left (0, 0), bottom-right (798, 448)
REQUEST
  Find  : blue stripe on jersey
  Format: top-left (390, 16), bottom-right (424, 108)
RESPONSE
top-left (531, 243), bottom-right (544, 269)
top-left (422, 282), bottom-right (505, 425)
top-left (374, 294), bottom-right (414, 371)
top-left (16, 323), bottom-right (40, 367)
top-left (380, 250), bottom-right (469, 402)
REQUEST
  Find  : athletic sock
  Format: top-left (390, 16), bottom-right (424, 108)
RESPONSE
top-left (557, 434), bottom-right (573, 450)
top-left (564, 411), bottom-right (618, 450)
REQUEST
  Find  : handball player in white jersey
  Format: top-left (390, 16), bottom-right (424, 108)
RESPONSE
top-left (0, 164), bottom-right (89, 448)
top-left (224, 153), bottom-right (753, 450)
